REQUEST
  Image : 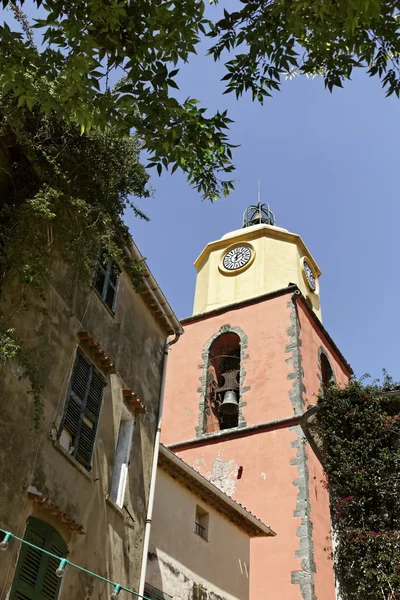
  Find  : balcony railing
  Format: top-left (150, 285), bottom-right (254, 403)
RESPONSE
top-left (194, 522), bottom-right (207, 539)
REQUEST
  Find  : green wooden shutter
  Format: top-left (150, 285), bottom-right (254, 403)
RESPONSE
top-left (10, 518), bottom-right (67, 600)
top-left (60, 350), bottom-right (105, 470)
top-left (75, 368), bottom-right (104, 469)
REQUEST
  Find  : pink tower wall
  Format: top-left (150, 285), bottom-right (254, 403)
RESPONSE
top-left (162, 291), bottom-right (351, 600)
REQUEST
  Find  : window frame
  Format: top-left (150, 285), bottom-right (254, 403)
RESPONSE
top-left (58, 348), bottom-right (105, 470)
top-left (109, 404), bottom-right (135, 507)
top-left (144, 584), bottom-right (172, 600)
top-left (94, 251), bottom-right (120, 313)
top-left (194, 505), bottom-right (209, 541)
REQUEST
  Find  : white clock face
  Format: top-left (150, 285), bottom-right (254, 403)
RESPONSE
top-left (223, 246), bottom-right (252, 271)
top-left (303, 261), bottom-right (316, 292)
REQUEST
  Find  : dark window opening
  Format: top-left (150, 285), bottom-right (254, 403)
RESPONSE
top-left (144, 584), bottom-right (172, 600)
top-left (194, 506), bottom-right (209, 541)
top-left (321, 352), bottom-right (335, 390)
top-left (58, 349), bottom-right (105, 470)
top-left (9, 517), bottom-right (67, 600)
top-left (94, 250), bottom-right (120, 312)
top-left (204, 332), bottom-right (241, 434)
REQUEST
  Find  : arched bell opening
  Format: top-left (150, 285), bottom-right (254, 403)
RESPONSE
top-left (204, 332), bottom-right (241, 433)
top-left (318, 348), bottom-right (336, 401)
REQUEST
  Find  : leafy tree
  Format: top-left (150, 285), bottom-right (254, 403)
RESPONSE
top-left (210, 0), bottom-right (400, 101)
top-left (2, 0), bottom-right (400, 199)
top-left (315, 377), bottom-right (400, 600)
top-left (0, 0), bottom-right (235, 200)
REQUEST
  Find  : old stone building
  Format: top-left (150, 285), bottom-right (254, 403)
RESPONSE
top-left (161, 204), bottom-right (352, 600)
top-left (145, 445), bottom-right (274, 600)
top-left (0, 241), bottom-right (182, 599)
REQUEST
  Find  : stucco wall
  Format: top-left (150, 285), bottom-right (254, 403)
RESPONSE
top-left (296, 299), bottom-right (351, 600)
top-left (162, 293), bottom-right (295, 447)
top-left (162, 292), bottom-right (351, 600)
top-left (0, 264), bottom-right (167, 598)
top-left (146, 468), bottom-right (250, 600)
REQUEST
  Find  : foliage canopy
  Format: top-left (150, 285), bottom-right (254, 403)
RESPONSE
top-left (315, 377), bottom-right (400, 600)
top-left (0, 93), bottom-right (149, 424)
top-left (2, 0), bottom-right (400, 199)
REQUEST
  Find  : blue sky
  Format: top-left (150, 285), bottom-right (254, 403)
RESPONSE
top-left (5, 2), bottom-right (400, 381)
top-left (126, 15), bottom-right (400, 382)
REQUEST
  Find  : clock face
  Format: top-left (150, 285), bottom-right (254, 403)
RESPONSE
top-left (303, 261), bottom-right (316, 292)
top-left (223, 246), bottom-right (252, 271)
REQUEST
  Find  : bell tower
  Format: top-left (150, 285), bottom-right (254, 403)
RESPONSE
top-left (162, 203), bottom-right (352, 600)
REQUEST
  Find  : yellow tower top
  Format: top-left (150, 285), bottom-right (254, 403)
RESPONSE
top-left (192, 203), bottom-right (322, 320)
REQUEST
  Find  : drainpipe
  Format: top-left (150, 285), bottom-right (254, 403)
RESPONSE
top-left (138, 332), bottom-right (181, 597)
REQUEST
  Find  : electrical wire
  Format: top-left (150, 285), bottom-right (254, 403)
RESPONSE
top-left (0, 528), bottom-right (152, 600)
top-left (0, 289), bottom-right (94, 599)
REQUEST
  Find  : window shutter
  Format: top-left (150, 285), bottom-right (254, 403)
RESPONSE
top-left (60, 350), bottom-right (105, 470)
top-left (10, 518), bottom-right (67, 600)
top-left (76, 367), bottom-right (104, 469)
top-left (93, 250), bottom-right (120, 312)
top-left (63, 352), bottom-right (90, 439)
top-left (104, 284), bottom-right (116, 311)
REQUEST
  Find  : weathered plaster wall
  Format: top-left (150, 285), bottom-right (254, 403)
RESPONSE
top-left (146, 468), bottom-right (250, 600)
top-left (162, 292), bottom-right (351, 600)
top-left (0, 265), bottom-right (167, 598)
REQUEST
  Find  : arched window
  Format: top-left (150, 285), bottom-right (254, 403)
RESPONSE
top-left (320, 351), bottom-right (335, 389)
top-left (10, 517), bottom-right (67, 600)
top-left (204, 332), bottom-right (241, 433)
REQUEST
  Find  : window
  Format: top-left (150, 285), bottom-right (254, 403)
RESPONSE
top-left (204, 332), bottom-right (241, 433)
top-left (10, 517), bottom-right (67, 600)
top-left (144, 584), bottom-right (172, 600)
top-left (94, 251), bottom-right (120, 312)
top-left (59, 349), bottom-right (105, 470)
top-left (321, 352), bottom-right (335, 388)
top-left (109, 404), bottom-right (135, 507)
top-left (194, 506), bottom-right (209, 541)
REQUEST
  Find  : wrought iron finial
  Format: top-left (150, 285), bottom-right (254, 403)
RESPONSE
top-left (242, 183), bottom-right (276, 228)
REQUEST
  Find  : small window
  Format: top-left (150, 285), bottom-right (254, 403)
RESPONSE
top-left (9, 517), bottom-right (67, 600)
top-left (144, 585), bottom-right (172, 600)
top-left (321, 352), bottom-right (334, 388)
top-left (194, 506), bottom-right (209, 541)
top-left (94, 250), bottom-right (120, 312)
top-left (58, 349), bottom-right (105, 470)
top-left (109, 405), bottom-right (135, 507)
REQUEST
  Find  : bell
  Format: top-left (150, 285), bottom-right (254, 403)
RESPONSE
top-left (219, 390), bottom-right (239, 415)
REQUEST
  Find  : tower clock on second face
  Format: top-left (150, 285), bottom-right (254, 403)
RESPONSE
top-left (223, 246), bottom-right (252, 271)
top-left (303, 260), bottom-right (316, 292)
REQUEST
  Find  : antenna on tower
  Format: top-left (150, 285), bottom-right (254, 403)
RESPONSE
top-left (242, 181), bottom-right (276, 228)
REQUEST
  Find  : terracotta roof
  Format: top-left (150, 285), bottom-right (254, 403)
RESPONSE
top-left (27, 488), bottom-right (85, 535)
top-left (158, 445), bottom-right (275, 538)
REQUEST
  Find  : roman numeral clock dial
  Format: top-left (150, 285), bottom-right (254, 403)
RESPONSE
top-left (222, 246), bottom-right (252, 271)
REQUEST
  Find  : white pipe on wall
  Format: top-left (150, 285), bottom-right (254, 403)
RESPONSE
top-left (138, 333), bottom-right (180, 598)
